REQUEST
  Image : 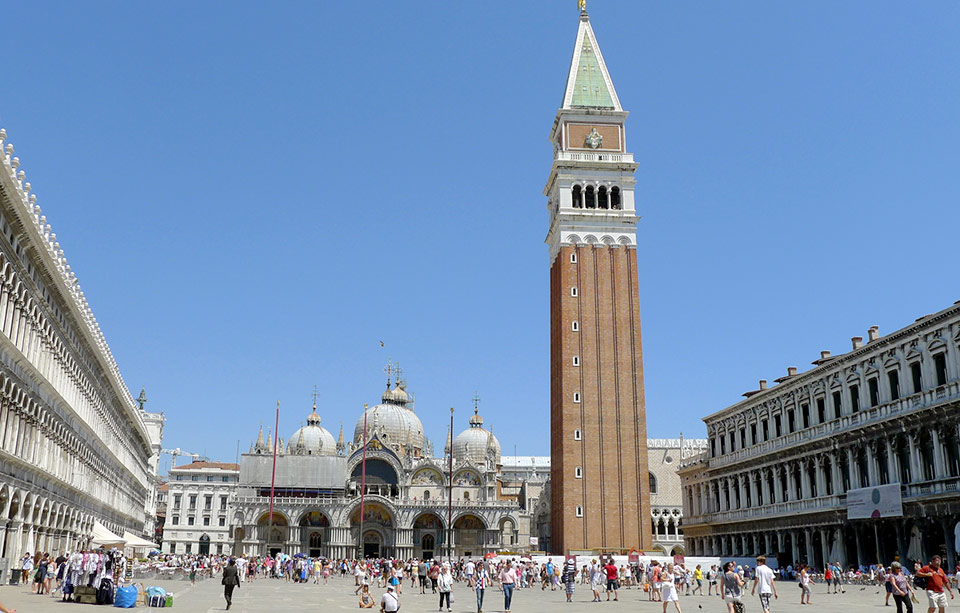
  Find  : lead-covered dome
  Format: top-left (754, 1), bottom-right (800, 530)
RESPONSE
top-left (288, 405), bottom-right (337, 455)
top-left (453, 408), bottom-right (501, 465)
top-left (354, 382), bottom-right (426, 457)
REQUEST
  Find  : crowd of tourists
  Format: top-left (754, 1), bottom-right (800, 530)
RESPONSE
top-left (6, 548), bottom-right (959, 613)
top-left (204, 553), bottom-right (960, 613)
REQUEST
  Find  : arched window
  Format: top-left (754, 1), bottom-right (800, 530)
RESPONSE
top-left (610, 187), bottom-right (621, 209)
top-left (598, 186), bottom-right (609, 209)
top-left (572, 185), bottom-right (583, 208)
top-left (423, 490), bottom-right (430, 500)
top-left (585, 186), bottom-right (596, 208)
top-left (649, 473), bottom-right (658, 494)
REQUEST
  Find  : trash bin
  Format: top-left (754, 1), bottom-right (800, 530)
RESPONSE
top-left (8, 568), bottom-right (20, 585)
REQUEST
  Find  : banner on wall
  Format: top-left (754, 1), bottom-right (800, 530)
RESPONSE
top-left (847, 483), bottom-right (903, 519)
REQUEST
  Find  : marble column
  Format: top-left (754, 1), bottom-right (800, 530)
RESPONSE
top-left (846, 447), bottom-right (858, 489)
top-left (886, 438), bottom-right (900, 484)
top-left (819, 528), bottom-right (831, 569)
top-left (865, 444), bottom-right (878, 486)
top-left (814, 458), bottom-right (825, 498)
top-left (907, 433), bottom-right (921, 482)
top-left (931, 428), bottom-right (946, 479)
top-left (804, 528), bottom-right (815, 565)
top-left (854, 525), bottom-right (864, 568)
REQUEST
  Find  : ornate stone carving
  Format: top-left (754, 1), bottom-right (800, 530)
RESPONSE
top-left (585, 128), bottom-right (602, 149)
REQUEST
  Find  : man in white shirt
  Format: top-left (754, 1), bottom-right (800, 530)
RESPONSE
top-left (381, 585), bottom-right (400, 613)
top-left (751, 556), bottom-right (778, 613)
top-left (465, 559), bottom-right (476, 587)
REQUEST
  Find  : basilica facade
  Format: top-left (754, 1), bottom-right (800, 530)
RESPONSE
top-left (229, 378), bottom-right (537, 560)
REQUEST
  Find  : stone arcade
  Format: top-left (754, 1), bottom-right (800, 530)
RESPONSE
top-left (680, 302), bottom-right (960, 570)
top-left (0, 129), bottom-right (164, 575)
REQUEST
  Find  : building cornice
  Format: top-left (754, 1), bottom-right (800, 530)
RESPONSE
top-left (0, 129), bottom-right (149, 446)
top-left (702, 301), bottom-right (960, 425)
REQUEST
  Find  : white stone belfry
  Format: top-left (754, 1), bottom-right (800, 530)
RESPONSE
top-left (544, 11), bottom-right (639, 262)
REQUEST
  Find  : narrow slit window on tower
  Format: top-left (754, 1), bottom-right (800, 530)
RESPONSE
top-left (575, 466), bottom-right (582, 479)
top-left (571, 286), bottom-right (578, 297)
top-left (572, 356), bottom-right (580, 366)
top-left (572, 185), bottom-right (583, 208)
top-left (575, 505), bottom-right (583, 517)
top-left (585, 186), bottom-right (596, 208)
top-left (573, 392), bottom-right (581, 403)
top-left (598, 186), bottom-right (609, 209)
top-left (570, 252), bottom-right (577, 263)
top-left (574, 429), bottom-right (581, 441)
top-left (572, 321), bottom-right (579, 332)
top-left (610, 186), bottom-right (621, 209)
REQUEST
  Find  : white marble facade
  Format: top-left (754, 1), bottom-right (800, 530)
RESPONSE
top-left (230, 380), bottom-right (538, 560)
top-left (681, 303), bottom-right (960, 570)
top-left (0, 128), bottom-right (163, 575)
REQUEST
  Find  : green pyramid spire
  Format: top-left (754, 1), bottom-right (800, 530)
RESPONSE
top-left (562, 13), bottom-right (621, 111)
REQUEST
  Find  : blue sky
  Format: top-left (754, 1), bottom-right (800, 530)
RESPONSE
top-left (2, 2), bottom-right (958, 471)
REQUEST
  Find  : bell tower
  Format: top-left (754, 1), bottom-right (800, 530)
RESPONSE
top-left (545, 7), bottom-right (652, 554)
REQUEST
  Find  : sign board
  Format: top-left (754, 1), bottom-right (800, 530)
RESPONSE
top-left (847, 483), bottom-right (903, 519)
top-left (628, 553), bottom-right (640, 564)
top-left (529, 537), bottom-right (539, 547)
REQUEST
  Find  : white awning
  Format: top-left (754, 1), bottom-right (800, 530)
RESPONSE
top-left (90, 521), bottom-right (126, 548)
top-left (122, 531), bottom-right (159, 550)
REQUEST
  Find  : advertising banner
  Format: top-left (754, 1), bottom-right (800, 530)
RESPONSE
top-left (847, 483), bottom-right (903, 519)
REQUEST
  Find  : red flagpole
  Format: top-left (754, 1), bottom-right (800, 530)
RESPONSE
top-left (269, 400), bottom-right (279, 524)
top-left (447, 407), bottom-right (453, 562)
top-left (358, 404), bottom-right (369, 558)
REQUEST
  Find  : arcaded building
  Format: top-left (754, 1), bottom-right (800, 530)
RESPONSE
top-left (0, 129), bottom-right (163, 574)
top-left (648, 438), bottom-right (708, 557)
top-left (680, 302), bottom-right (960, 571)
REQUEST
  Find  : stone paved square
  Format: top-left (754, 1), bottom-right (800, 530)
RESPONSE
top-left (0, 574), bottom-right (922, 613)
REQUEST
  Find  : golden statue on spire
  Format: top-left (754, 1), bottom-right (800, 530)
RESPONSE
top-left (578, 0), bottom-right (586, 12)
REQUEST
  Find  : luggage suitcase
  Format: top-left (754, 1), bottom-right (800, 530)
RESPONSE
top-left (149, 594), bottom-right (166, 607)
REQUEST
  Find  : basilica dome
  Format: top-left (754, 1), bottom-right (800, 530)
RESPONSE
top-left (287, 405), bottom-right (337, 455)
top-left (354, 382), bottom-right (426, 456)
top-left (452, 408), bottom-right (501, 465)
